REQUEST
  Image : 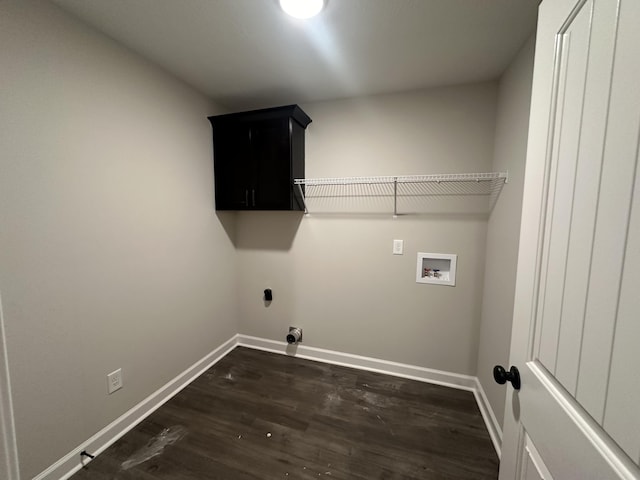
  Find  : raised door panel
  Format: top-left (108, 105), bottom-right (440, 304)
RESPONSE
top-left (531, 0), bottom-right (636, 426)
top-left (213, 122), bottom-right (253, 210)
top-left (535, 0), bottom-right (592, 376)
top-left (600, 0), bottom-right (640, 462)
top-left (290, 121), bottom-right (306, 210)
top-left (251, 118), bottom-right (293, 210)
top-left (604, 146), bottom-right (640, 464)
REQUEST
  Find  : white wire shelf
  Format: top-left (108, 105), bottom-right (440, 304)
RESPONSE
top-left (293, 172), bottom-right (508, 215)
top-left (294, 172), bottom-right (508, 186)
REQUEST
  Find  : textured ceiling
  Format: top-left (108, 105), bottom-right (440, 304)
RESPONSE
top-left (52, 0), bottom-right (539, 110)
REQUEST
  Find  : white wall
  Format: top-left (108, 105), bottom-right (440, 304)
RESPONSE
top-left (236, 84), bottom-right (498, 374)
top-left (0, 1), bottom-right (237, 478)
top-left (476, 36), bottom-right (535, 431)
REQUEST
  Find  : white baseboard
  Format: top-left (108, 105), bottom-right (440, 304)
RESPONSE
top-left (237, 334), bottom-right (477, 391)
top-left (473, 378), bottom-right (503, 458)
top-left (35, 334), bottom-right (502, 479)
top-left (34, 335), bottom-right (238, 480)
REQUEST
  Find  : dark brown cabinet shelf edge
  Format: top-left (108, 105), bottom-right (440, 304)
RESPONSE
top-left (208, 104), bottom-right (311, 129)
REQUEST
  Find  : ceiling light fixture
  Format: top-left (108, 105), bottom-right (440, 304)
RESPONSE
top-left (279, 0), bottom-right (325, 19)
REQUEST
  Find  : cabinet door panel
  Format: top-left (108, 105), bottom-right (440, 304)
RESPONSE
top-left (251, 119), bottom-right (291, 210)
top-left (251, 118), bottom-right (292, 209)
top-left (213, 123), bottom-right (253, 210)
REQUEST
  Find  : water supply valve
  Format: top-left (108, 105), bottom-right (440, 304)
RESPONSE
top-left (286, 327), bottom-right (302, 344)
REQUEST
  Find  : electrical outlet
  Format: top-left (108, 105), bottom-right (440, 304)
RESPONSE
top-left (393, 239), bottom-right (404, 255)
top-left (107, 368), bottom-right (123, 394)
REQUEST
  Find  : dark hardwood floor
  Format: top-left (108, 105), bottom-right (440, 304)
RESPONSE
top-left (72, 347), bottom-right (498, 479)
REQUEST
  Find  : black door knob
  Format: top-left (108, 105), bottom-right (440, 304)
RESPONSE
top-left (493, 365), bottom-right (521, 390)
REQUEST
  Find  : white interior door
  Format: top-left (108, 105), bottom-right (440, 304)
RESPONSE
top-left (500, 0), bottom-right (640, 479)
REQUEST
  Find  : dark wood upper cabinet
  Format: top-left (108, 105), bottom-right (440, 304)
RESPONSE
top-left (208, 105), bottom-right (312, 211)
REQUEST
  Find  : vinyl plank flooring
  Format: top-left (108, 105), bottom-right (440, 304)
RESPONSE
top-left (71, 347), bottom-right (498, 479)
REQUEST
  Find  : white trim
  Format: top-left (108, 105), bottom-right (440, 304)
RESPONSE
top-left (0, 291), bottom-right (20, 480)
top-left (531, 362), bottom-right (640, 480)
top-left (473, 378), bottom-right (503, 459)
top-left (237, 334), bottom-right (477, 391)
top-left (33, 335), bottom-right (239, 480)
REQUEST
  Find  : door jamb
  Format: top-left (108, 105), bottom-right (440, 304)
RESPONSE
top-left (0, 290), bottom-right (20, 480)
